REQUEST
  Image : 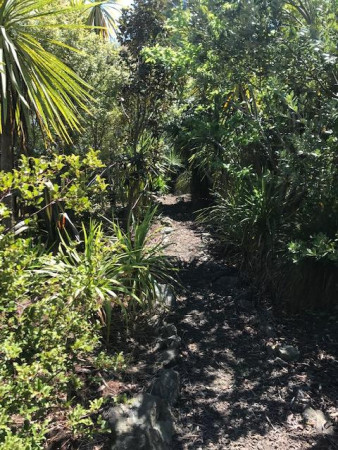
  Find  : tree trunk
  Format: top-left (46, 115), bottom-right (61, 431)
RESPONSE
top-left (190, 167), bottom-right (211, 208)
top-left (0, 129), bottom-right (14, 228)
top-left (0, 129), bottom-right (13, 172)
top-left (0, 130), bottom-right (13, 172)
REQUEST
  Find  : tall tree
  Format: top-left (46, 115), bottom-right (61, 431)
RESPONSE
top-left (118, 0), bottom-right (172, 149)
top-left (117, 0), bottom-right (177, 215)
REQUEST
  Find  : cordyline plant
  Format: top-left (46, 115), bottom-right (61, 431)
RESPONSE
top-left (71, 0), bottom-right (118, 39)
top-left (0, 0), bottom-right (93, 172)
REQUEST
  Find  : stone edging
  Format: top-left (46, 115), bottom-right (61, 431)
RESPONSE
top-left (102, 284), bottom-right (181, 449)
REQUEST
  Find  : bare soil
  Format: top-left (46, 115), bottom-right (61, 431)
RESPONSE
top-left (157, 194), bottom-right (338, 450)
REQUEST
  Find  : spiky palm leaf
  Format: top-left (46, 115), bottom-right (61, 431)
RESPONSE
top-left (71, 0), bottom-right (118, 39)
top-left (85, 0), bottom-right (118, 39)
top-left (0, 0), bottom-right (92, 143)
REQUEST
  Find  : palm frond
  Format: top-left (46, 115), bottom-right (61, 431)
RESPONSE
top-left (85, 1), bottom-right (118, 39)
top-left (0, 0), bottom-right (92, 142)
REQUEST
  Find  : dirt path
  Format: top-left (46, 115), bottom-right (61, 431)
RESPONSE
top-left (158, 195), bottom-right (338, 450)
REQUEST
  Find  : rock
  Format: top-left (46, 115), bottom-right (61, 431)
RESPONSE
top-left (160, 324), bottom-right (177, 338)
top-left (155, 334), bottom-right (181, 349)
top-left (148, 369), bottom-right (180, 406)
top-left (166, 335), bottom-right (181, 349)
top-left (158, 349), bottom-right (179, 368)
top-left (277, 345), bottom-right (300, 362)
top-left (290, 387), bottom-right (311, 412)
top-left (302, 407), bottom-right (334, 434)
top-left (154, 335), bottom-right (181, 351)
top-left (103, 393), bottom-right (174, 450)
top-left (160, 217), bottom-right (173, 227)
top-left (155, 284), bottom-right (177, 309)
top-left (154, 325), bottom-right (180, 351)
top-left (162, 227), bottom-right (173, 235)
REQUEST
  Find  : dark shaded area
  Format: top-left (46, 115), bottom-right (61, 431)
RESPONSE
top-left (190, 168), bottom-right (212, 207)
top-left (158, 194), bottom-right (204, 222)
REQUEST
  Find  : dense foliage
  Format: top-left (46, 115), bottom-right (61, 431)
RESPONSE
top-left (0, 0), bottom-right (173, 447)
top-left (0, 0), bottom-right (337, 447)
top-left (145, 0), bottom-right (338, 308)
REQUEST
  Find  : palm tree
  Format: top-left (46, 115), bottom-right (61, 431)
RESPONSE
top-left (87, 0), bottom-right (118, 39)
top-left (72, 0), bottom-right (118, 40)
top-left (0, 0), bottom-right (92, 172)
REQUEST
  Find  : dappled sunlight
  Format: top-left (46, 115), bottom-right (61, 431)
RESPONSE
top-left (156, 195), bottom-right (338, 449)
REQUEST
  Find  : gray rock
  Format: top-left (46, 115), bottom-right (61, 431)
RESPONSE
top-left (155, 284), bottom-right (177, 309)
top-left (158, 349), bottom-right (179, 368)
top-left (103, 393), bottom-right (174, 450)
top-left (160, 217), bottom-right (173, 227)
top-left (155, 334), bottom-right (181, 351)
top-left (302, 407), bottom-right (334, 434)
top-left (160, 324), bottom-right (177, 338)
top-left (277, 345), bottom-right (300, 362)
top-left (162, 227), bottom-right (173, 235)
top-left (148, 369), bottom-right (180, 406)
top-left (154, 322), bottom-right (180, 352)
top-left (166, 335), bottom-right (181, 349)
top-left (290, 387), bottom-right (310, 412)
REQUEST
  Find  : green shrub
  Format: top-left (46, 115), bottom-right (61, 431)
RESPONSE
top-left (0, 234), bottom-right (103, 447)
top-left (205, 147), bottom-right (338, 309)
top-left (0, 150), bottom-right (107, 239)
top-left (0, 207), bottom-right (170, 446)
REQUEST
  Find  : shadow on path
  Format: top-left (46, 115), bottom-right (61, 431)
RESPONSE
top-left (159, 196), bottom-right (338, 450)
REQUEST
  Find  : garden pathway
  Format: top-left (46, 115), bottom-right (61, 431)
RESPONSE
top-left (158, 194), bottom-right (338, 450)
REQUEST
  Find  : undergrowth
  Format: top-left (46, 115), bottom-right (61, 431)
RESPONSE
top-left (0, 154), bottom-right (172, 448)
